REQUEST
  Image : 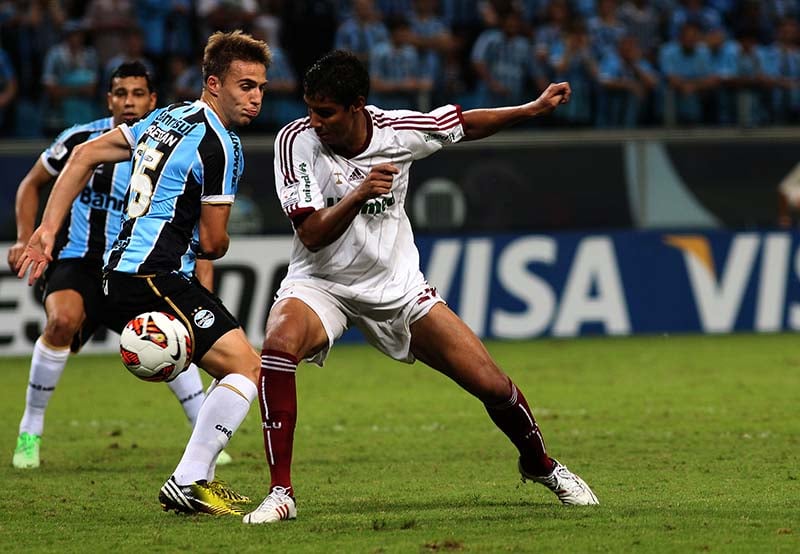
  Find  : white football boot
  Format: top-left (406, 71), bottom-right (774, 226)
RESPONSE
top-left (242, 486), bottom-right (297, 524)
top-left (520, 458), bottom-right (599, 505)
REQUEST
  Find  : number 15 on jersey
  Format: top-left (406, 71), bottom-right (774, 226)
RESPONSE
top-left (128, 145), bottom-right (164, 218)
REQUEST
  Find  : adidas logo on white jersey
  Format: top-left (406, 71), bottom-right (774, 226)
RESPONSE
top-left (348, 167), bottom-right (366, 182)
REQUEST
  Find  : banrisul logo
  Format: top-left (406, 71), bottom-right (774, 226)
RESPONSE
top-left (79, 186), bottom-right (125, 213)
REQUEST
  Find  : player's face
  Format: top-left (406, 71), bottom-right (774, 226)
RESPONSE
top-left (213, 60), bottom-right (268, 127)
top-left (304, 95), bottom-right (365, 149)
top-left (107, 76), bottom-right (156, 126)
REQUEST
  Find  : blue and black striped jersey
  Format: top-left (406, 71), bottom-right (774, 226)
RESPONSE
top-left (40, 116), bottom-right (128, 264)
top-left (106, 101), bottom-right (242, 277)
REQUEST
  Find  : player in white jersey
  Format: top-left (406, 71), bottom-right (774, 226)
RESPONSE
top-left (244, 50), bottom-right (598, 525)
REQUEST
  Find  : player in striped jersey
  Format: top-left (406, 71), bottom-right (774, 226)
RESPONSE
top-left (7, 62), bottom-right (230, 470)
top-left (244, 50), bottom-right (597, 524)
top-left (17, 32), bottom-right (271, 516)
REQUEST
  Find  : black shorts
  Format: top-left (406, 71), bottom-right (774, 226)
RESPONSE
top-left (42, 258), bottom-right (108, 352)
top-left (103, 271), bottom-right (240, 362)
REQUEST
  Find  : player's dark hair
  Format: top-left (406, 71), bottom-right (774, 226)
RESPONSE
top-left (202, 30), bottom-right (272, 84)
top-left (303, 50), bottom-right (370, 107)
top-left (108, 61), bottom-right (154, 92)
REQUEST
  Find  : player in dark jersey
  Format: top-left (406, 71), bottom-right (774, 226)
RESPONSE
top-left (7, 62), bottom-right (231, 470)
top-left (18, 31), bottom-right (271, 518)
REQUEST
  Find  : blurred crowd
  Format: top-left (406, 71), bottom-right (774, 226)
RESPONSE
top-left (0, 0), bottom-right (798, 138)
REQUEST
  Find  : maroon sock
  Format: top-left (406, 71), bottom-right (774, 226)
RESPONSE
top-left (485, 382), bottom-right (554, 476)
top-left (259, 349), bottom-right (298, 496)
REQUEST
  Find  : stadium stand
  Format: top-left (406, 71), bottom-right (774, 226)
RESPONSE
top-left (0, 0), bottom-right (798, 137)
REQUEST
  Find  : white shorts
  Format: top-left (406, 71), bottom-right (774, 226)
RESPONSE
top-left (271, 278), bottom-right (445, 366)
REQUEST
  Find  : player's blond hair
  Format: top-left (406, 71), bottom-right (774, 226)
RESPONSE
top-left (202, 30), bottom-right (272, 84)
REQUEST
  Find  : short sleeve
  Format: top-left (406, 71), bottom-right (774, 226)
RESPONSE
top-left (378, 104), bottom-right (465, 161)
top-left (198, 128), bottom-right (241, 203)
top-left (119, 107), bottom-right (162, 148)
top-left (274, 126), bottom-right (324, 225)
top-left (40, 125), bottom-right (92, 176)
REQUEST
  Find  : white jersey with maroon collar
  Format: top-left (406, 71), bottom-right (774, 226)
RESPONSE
top-left (274, 104), bottom-right (465, 304)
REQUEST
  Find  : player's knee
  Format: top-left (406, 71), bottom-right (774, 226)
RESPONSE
top-left (43, 312), bottom-right (81, 346)
top-left (263, 329), bottom-right (307, 360)
top-left (477, 369), bottom-right (513, 404)
top-left (238, 349), bottom-right (262, 383)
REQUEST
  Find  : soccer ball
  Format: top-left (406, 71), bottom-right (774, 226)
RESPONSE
top-left (119, 311), bottom-right (193, 382)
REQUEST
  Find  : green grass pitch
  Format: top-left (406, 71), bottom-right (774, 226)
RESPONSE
top-left (0, 334), bottom-right (798, 553)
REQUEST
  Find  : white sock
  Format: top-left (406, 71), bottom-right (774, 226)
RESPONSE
top-left (19, 337), bottom-right (70, 436)
top-left (205, 378), bottom-right (219, 397)
top-left (165, 363), bottom-right (206, 427)
top-left (172, 373), bottom-right (256, 485)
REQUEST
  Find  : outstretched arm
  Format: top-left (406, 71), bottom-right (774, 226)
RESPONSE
top-left (461, 82), bottom-right (571, 141)
top-left (17, 128), bottom-right (132, 284)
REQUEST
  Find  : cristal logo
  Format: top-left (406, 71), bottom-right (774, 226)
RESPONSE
top-left (215, 424), bottom-right (232, 438)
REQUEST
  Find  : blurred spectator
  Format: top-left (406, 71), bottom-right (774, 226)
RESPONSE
top-left (197, 0), bottom-right (257, 37)
top-left (103, 27), bottom-right (157, 92)
top-left (441, 0), bottom-right (483, 32)
top-left (516, 0), bottom-right (549, 23)
top-left (550, 19), bottom-right (598, 124)
top-left (619, 0), bottom-right (662, 60)
top-left (134, 0), bottom-right (195, 64)
top-left (705, 27), bottom-right (738, 124)
top-left (370, 15), bottom-right (432, 110)
top-left (250, 25), bottom-right (304, 131)
top-left (763, 0), bottom-right (800, 21)
top-left (761, 18), bottom-right (800, 124)
top-left (408, 0), bottom-right (457, 104)
top-left (281, 0), bottom-right (339, 84)
top-left (165, 54), bottom-right (202, 103)
top-left (479, 0), bottom-right (519, 28)
top-left (659, 21), bottom-right (717, 124)
top-left (534, 0), bottom-right (572, 79)
top-left (0, 46), bottom-right (17, 134)
top-left (573, 0), bottom-right (598, 18)
top-left (596, 34), bottom-right (658, 126)
top-left (668, 0), bottom-right (723, 40)
top-left (335, 0), bottom-right (390, 64)
top-left (376, 0), bottom-right (415, 17)
top-left (706, 0), bottom-right (736, 21)
top-left (471, 10), bottom-right (545, 108)
top-left (0, 1), bottom-right (65, 104)
top-left (730, 0), bottom-right (776, 45)
top-left (440, 0), bottom-right (483, 87)
top-left (253, 0), bottom-right (282, 46)
top-left (41, 19), bottom-right (99, 133)
top-left (85, 0), bottom-right (135, 65)
top-left (729, 28), bottom-right (772, 127)
top-left (588, 0), bottom-right (627, 58)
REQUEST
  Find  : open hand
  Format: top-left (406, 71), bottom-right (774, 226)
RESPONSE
top-left (16, 227), bottom-right (54, 286)
top-left (7, 240), bottom-right (28, 273)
